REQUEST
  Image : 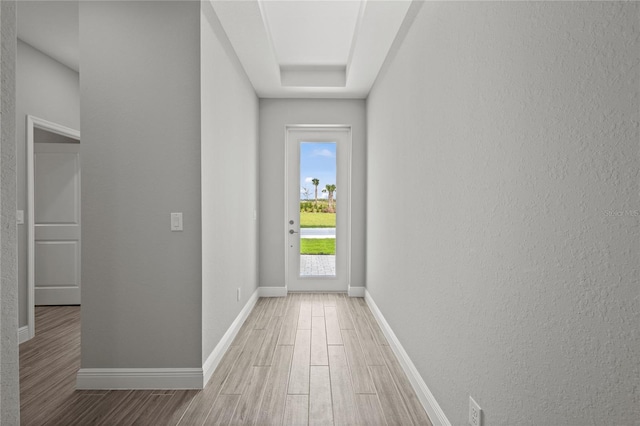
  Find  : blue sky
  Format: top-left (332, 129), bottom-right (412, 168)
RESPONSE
top-left (300, 142), bottom-right (336, 200)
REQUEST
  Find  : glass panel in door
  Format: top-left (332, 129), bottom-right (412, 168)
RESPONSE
top-left (299, 142), bottom-right (336, 277)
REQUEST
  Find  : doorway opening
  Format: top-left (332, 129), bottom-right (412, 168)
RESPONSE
top-left (285, 126), bottom-right (351, 292)
top-left (26, 115), bottom-right (81, 340)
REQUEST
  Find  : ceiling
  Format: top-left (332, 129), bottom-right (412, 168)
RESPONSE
top-left (16, 0), bottom-right (413, 98)
top-left (17, 1), bottom-right (79, 72)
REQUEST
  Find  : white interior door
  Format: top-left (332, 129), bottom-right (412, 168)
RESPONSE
top-left (286, 127), bottom-right (351, 292)
top-left (34, 139), bottom-right (81, 305)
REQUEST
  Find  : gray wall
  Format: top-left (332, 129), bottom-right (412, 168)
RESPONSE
top-left (200, 1), bottom-right (259, 362)
top-left (16, 39), bottom-right (80, 327)
top-left (1, 0), bottom-right (20, 423)
top-left (79, 1), bottom-right (202, 368)
top-left (366, 2), bottom-right (639, 425)
top-left (258, 99), bottom-right (366, 288)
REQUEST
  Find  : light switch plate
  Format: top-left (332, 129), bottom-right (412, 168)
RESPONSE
top-left (16, 210), bottom-right (24, 225)
top-left (171, 212), bottom-right (183, 231)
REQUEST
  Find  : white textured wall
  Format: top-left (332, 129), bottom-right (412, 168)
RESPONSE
top-left (366, 2), bottom-right (639, 425)
top-left (1, 1), bottom-right (20, 423)
top-left (16, 39), bottom-right (80, 327)
top-left (200, 1), bottom-right (259, 362)
top-left (258, 99), bottom-right (366, 289)
top-left (79, 1), bottom-right (202, 368)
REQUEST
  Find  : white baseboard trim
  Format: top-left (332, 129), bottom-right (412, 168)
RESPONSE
top-left (365, 290), bottom-right (451, 426)
top-left (258, 286), bottom-right (287, 297)
top-left (18, 325), bottom-right (31, 344)
top-left (348, 285), bottom-right (365, 297)
top-left (201, 287), bottom-right (260, 386)
top-left (75, 288), bottom-right (263, 390)
top-left (76, 368), bottom-right (203, 390)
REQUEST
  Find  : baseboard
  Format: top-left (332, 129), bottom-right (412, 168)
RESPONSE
top-left (75, 288), bottom-right (262, 390)
top-left (76, 368), bottom-right (203, 390)
top-left (201, 287), bottom-right (260, 386)
top-left (348, 285), bottom-right (365, 297)
top-left (365, 290), bottom-right (451, 426)
top-left (258, 286), bottom-right (287, 297)
top-left (18, 325), bottom-right (31, 344)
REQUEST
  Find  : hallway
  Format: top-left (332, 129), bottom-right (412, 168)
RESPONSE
top-left (20, 294), bottom-right (432, 425)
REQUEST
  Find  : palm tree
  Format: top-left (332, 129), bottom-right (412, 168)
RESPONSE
top-left (312, 178), bottom-right (320, 205)
top-left (322, 184), bottom-right (336, 210)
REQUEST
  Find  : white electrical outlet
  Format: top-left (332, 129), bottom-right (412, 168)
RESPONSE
top-left (469, 396), bottom-right (482, 426)
top-left (237, 288), bottom-right (241, 302)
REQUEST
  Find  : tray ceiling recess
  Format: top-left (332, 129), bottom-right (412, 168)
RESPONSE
top-left (210, 0), bottom-right (412, 98)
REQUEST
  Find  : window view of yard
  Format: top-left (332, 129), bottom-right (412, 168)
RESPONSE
top-left (300, 206), bottom-right (336, 255)
top-left (300, 211), bottom-right (335, 228)
top-left (300, 238), bottom-right (335, 255)
top-left (299, 142), bottom-right (337, 257)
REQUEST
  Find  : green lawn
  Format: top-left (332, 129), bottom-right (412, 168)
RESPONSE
top-left (300, 238), bottom-right (335, 255)
top-left (300, 212), bottom-right (336, 228)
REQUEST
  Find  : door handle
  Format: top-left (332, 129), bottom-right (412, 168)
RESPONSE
top-left (289, 229), bottom-right (298, 234)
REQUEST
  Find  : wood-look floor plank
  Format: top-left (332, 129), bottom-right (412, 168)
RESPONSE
top-left (41, 393), bottom-right (105, 426)
top-left (346, 296), bottom-right (364, 318)
top-left (178, 345), bottom-right (242, 425)
top-left (355, 393), bottom-right (388, 426)
top-left (150, 390), bottom-right (175, 395)
top-left (221, 329), bottom-right (266, 394)
top-left (309, 366), bottom-right (333, 426)
top-left (359, 301), bottom-right (389, 346)
top-left (369, 365), bottom-right (414, 426)
top-left (288, 328), bottom-right (311, 394)
top-left (380, 345), bottom-right (433, 426)
top-left (272, 295), bottom-right (287, 316)
top-left (256, 297), bottom-right (278, 329)
top-left (230, 366), bottom-right (271, 424)
top-left (231, 300), bottom-right (266, 347)
top-left (284, 394), bottom-right (309, 426)
top-left (131, 394), bottom-right (174, 425)
top-left (298, 299), bottom-right (312, 329)
top-left (341, 329), bottom-right (375, 394)
top-left (278, 301), bottom-right (300, 345)
top-left (328, 345), bottom-right (360, 426)
top-left (256, 345), bottom-right (294, 425)
top-left (99, 390), bottom-right (154, 426)
top-left (265, 296), bottom-right (279, 317)
top-left (157, 390), bottom-right (199, 426)
top-left (21, 367), bottom-right (79, 419)
top-left (203, 394), bottom-right (241, 425)
top-left (336, 297), bottom-right (355, 329)
top-left (311, 315), bottom-right (329, 366)
top-left (312, 293), bottom-right (325, 316)
top-left (324, 306), bottom-right (343, 345)
top-left (69, 390), bottom-right (134, 425)
top-left (323, 292), bottom-right (337, 307)
top-left (353, 313), bottom-right (386, 366)
top-left (256, 315), bottom-right (284, 366)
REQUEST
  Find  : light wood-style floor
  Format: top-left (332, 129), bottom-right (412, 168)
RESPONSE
top-left (20, 293), bottom-right (432, 425)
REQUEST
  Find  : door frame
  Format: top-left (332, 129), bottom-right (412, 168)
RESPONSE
top-left (284, 125), bottom-right (352, 292)
top-left (26, 115), bottom-right (80, 340)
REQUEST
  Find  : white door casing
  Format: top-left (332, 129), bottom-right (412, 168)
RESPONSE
top-left (285, 126), bottom-right (351, 292)
top-left (27, 115), bottom-right (81, 339)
